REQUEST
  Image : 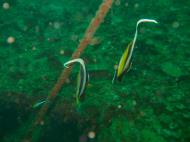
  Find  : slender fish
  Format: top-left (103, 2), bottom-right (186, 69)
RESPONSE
top-left (33, 100), bottom-right (46, 108)
top-left (64, 58), bottom-right (89, 104)
top-left (112, 19), bottom-right (158, 83)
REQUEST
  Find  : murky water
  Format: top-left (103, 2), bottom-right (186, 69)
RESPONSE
top-left (0, 0), bottom-right (189, 142)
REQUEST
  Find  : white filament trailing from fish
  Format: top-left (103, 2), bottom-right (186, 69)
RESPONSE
top-left (123, 18), bottom-right (158, 71)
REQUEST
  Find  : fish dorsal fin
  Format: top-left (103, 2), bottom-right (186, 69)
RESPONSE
top-left (125, 19), bottom-right (158, 71)
top-left (132, 19), bottom-right (158, 53)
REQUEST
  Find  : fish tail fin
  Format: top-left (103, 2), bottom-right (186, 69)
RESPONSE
top-left (112, 70), bottom-right (117, 84)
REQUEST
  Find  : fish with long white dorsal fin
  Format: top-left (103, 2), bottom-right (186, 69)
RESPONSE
top-left (64, 58), bottom-right (89, 104)
top-left (112, 19), bottom-right (158, 83)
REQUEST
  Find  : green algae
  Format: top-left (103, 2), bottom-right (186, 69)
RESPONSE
top-left (161, 62), bottom-right (183, 77)
top-left (0, 0), bottom-right (190, 142)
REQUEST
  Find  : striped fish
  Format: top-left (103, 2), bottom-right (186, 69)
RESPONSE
top-left (33, 100), bottom-right (46, 108)
top-left (112, 19), bottom-right (158, 83)
top-left (64, 58), bottom-right (89, 104)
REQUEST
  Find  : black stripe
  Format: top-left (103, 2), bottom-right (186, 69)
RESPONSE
top-left (117, 41), bottom-right (133, 81)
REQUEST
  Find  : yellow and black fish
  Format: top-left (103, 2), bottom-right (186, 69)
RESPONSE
top-left (112, 41), bottom-right (133, 82)
top-left (64, 58), bottom-right (89, 104)
top-left (112, 19), bottom-right (158, 83)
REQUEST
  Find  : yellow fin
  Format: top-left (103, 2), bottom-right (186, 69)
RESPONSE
top-left (117, 41), bottom-right (132, 78)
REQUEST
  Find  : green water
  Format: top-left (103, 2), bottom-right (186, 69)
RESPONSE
top-left (0, 0), bottom-right (189, 142)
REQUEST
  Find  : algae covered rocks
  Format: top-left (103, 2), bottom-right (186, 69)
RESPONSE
top-left (161, 62), bottom-right (183, 77)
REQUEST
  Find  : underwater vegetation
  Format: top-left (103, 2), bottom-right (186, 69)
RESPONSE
top-left (0, 0), bottom-right (190, 142)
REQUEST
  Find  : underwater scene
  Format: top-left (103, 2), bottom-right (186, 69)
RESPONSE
top-left (0, 0), bottom-right (189, 142)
